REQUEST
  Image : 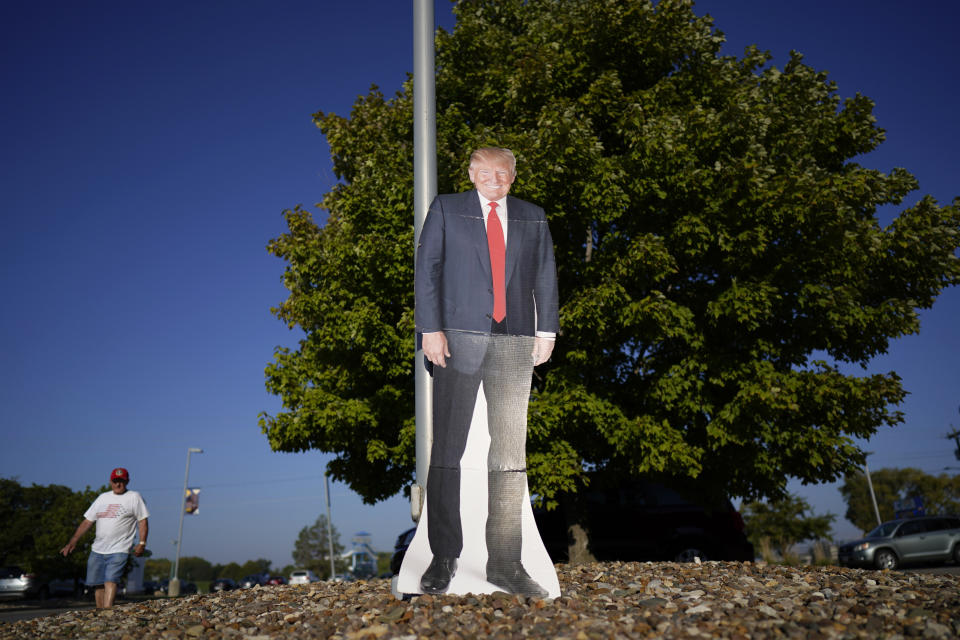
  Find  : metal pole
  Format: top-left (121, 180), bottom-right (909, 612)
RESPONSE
top-left (324, 473), bottom-right (336, 579)
top-left (171, 447), bottom-right (202, 596)
top-left (863, 457), bottom-right (882, 527)
top-left (412, 0), bottom-right (437, 523)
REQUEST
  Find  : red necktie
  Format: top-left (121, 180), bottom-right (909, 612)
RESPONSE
top-left (487, 202), bottom-right (506, 322)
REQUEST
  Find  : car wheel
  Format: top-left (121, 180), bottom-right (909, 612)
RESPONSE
top-left (952, 544), bottom-right (960, 565)
top-left (674, 546), bottom-right (708, 563)
top-left (874, 549), bottom-right (898, 570)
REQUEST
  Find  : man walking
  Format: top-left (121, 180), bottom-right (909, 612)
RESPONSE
top-left (415, 147), bottom-right (559, 596)
top-left (61, 467), bottom-right (149, 608)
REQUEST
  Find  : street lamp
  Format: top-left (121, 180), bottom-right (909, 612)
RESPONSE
top-left (863, 452), bottom-right (882, 527)
top-left (324, 472), bottom-right (336, 580)
top-left (170, 447), bottom-right (202, 597)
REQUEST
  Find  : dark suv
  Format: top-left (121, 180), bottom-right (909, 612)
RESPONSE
top-left (389, 478), bottom-right (753, 570)
top-left (390, 527), bottom-right (417, 575)
top-left (533, 479), bottom-right (754, 563)
top-left (838, 515), bottom-right (960, 570)
top-left (211, 577), bottom-right (238, 592)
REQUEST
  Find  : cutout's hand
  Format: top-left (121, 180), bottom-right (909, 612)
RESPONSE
top-left (422, 331), bottom-right (450, 368)
top-left (532, 337), bottom-right (554, 366)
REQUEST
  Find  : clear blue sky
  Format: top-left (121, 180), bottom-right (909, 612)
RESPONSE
top-left (1, 0), bottom-right (957, 569)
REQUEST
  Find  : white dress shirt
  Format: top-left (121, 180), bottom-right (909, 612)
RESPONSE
top-left (477, 192), bottom-right (555, 340)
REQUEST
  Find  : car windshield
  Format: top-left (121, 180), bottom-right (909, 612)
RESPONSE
top-left (866, 521), bottom-right (899, 538)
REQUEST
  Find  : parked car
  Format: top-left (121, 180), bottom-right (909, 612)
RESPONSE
top-left (143, 580), bottom-right (163, 595)
top-left (532, 478), bottom-right (754, 563)
top-left (0, 568), bottom-right (82, 600)
top-left (390, 528), bottom-right (417, 575)
top-left (288, 569), bottom-right (320, 584)
top-left (211, 577), bottom-right (238, 592)
top-left (0, 567), bottom-right (49, 600)
top-left (838, 515), bottom-right (960, 570)
top-left (239, 574), bottom-right (267, 589)
top-left (265, 576), bottom-right (286, 586)
top-left (157, 579), bottom-right (197, 595)
top-left (389, 478), bottom-right (753, 570)
top-left (46, 577), bottom-right (84, 598)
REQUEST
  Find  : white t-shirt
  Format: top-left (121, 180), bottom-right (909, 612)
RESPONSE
top-left (84, 490), bottom-right (150, 554)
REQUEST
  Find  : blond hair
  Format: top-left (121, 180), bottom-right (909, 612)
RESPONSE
top-left (469, 147), bottom-right (517, 176)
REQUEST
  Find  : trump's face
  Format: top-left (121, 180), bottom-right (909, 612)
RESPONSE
top-left (469, 155), bottom-right (515, 201)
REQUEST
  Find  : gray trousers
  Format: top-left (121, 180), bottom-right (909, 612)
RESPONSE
top-left (426, 332), bottom-right (534, 562)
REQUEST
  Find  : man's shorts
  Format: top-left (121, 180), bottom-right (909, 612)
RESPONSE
top-left (86, 551), bottom-right (128, 586)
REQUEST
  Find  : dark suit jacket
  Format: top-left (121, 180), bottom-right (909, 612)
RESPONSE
top-left (415, 190), bottom-right (559, 337)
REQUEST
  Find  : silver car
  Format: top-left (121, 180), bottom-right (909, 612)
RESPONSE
top-left (0, 567), bottom-right (46, 600)
top-left (288, 569), bottom-right (320, 584)
top-left (838, 516), bottom-right (960, 570)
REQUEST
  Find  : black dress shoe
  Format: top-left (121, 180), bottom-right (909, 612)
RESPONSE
top-left (420, 556), bottom-right (457, 594)
top-left (486, 561), bottom-right (548, 598)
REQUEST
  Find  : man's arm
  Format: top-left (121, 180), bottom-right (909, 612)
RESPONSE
top-left (134, 518), bottom-right (149, 556)
top-left (61, 519), bottom-right (94, 556)
top-left (531, 208), bottom-right (560, 366)
top-left (415, 196), bottom-right (446, 333)
top-left (416, 196), bottom-right (451, 367)
top-left (527, 203), bottom-right (560, 335)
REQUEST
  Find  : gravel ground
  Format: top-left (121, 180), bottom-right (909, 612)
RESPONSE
top-left (2, 561), bottom-right (958, 639)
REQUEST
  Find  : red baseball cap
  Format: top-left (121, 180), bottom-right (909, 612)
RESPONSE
top-left (110, 468), bottom-right (129, 482)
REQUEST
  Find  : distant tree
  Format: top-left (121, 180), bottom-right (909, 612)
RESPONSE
top-left (261, 0), bottom-right (960, 527)
top-left (0, 478), bottom-right (104, 577)
top-left (742, 494), bottom-right (835, 561)
top-left (238, 558), bottom-right (272, 578)
top-left (215, 561), bottom-right (244, 581)
top-left (839, 468), bottom-right (960, 533)
top-left (292, 515), bottom-right (346, 579)
top-left (178, 556), bottom-right (215, 582)
top-left (278, 564), bottom-right (297, 579)
top-left (144, 558), bottom-right (172, 581)
top-left (376, 552), bottom-right (392, 576)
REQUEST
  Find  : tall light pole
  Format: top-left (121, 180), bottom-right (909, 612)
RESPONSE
top-left (170, 447), bottom-right (202, 597)
top-left (324, 472), bottom-right (336, 579)
top-left (411, 0), bottom-right (437, 524)
top-left (863, 452), bottom-right (882, 527)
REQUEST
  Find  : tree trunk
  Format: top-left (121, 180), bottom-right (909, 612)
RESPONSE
top-left (566, 523), bottom-right (597, 564)
top-left (561, 492), bottom-right (597, 564)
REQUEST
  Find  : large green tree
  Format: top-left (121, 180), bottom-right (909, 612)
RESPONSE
top-left (0, 478), bottom-right (104, 577)
top-left (840, 467), bottom-right (960, 534)
top-left (261, 0), bottom-right (960, 511)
